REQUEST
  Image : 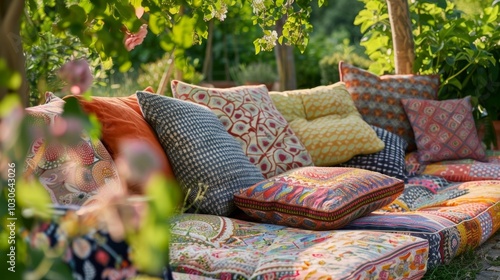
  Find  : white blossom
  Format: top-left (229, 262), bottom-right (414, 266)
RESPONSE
top-left (262, 30), bottom-right (279, 49)
top-left (252, 0), bottom-right (265, 14)
top-left (206, 2), bottom-right (228, 21)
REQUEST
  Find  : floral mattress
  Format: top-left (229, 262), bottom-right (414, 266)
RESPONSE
top-left (169, 214), bottom-right (429, 279)
top-left (345, 176), bottom-right (500, 268)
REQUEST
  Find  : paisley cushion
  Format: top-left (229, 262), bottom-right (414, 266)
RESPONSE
top-left (234, 166), bottom-right (404, 230)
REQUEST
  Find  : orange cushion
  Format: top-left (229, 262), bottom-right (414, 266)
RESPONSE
top-left (64, 94), bottom-right (175, 194)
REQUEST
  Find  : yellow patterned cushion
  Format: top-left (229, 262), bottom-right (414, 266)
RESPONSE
top-left (270, 82), bottom-right (385, 165)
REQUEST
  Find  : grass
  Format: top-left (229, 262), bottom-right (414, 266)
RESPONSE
top-left (423, 249), bottom-right (484, 280)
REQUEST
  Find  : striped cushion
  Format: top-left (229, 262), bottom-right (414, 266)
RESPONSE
top-left (234, 166), bottom-right (404, 230)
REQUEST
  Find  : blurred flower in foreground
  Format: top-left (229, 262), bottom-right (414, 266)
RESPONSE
top-left (116, 139), bottom-right (162, 188)
top-left (58, 59), bottom-right (93, 95)
top-left (123, 24), bottom-right (148, 51)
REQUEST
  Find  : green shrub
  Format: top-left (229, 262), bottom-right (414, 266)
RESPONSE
top-left (319, 44), bottom-right (372, 85)
top-left (230, 62), bottom-right (277, 85)
top-left (137, 54), bottom-right (203, 96)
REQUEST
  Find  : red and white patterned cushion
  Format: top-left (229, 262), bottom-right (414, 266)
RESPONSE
top-left (171, 80), bottom-right (313, 178)
top-left (339, 62), bottom-right (440, 151)
top-left (401, 96), bottom-right (487, 163)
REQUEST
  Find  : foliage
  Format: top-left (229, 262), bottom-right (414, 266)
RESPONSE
top-left (355, 0), bottom-right (500, 126)
top-left (137, 54), bottom-right (203, 96)
top-left (23, 0), bottom-right (324, 79)
top-left (0, 59), bottom-right (182, 279)
top-left (230, 62), bottom-right (278, 85)
top-left (22, 18), bottom-right (103, 106)
top-left (423, 248), bottom-right (483, 280)
top-left (294, 0), bottom-right (366, 89)
top-left (319, 39), bottom-right (372, 85)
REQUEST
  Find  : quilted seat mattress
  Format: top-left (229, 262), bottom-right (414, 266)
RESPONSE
top-left (345, 179), bottom-right (500, 268)
top-left (169, 214), bottom-right (429, 279)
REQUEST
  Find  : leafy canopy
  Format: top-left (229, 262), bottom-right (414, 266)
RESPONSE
top-left (25, 0), bottom-right (325, 73)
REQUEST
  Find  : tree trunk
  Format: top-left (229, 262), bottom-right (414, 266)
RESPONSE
top-left (386, 0), bottom-right (415, 74)
top-left (274, 17), bottom-right (297, 91)
top-left (202, 20), bottom-right (214, 82)
top-left (0, 0), bottom-right (29, 107)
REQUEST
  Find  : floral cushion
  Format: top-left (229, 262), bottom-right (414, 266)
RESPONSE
top-left (136, 91), bottom-right (264, 216)
top-left (401, 96), bottom-right (486, 163)
top-left (171, 80), bottom-right (313, 178)
top-left (406, 150), bottom-right (500, 181)
top-left (339, 125), bottom-right (408, 180)
top-left (339, 62), bottom-right (440, 151)
top-left (170, 214), bottom-right (428, 279)
top-left (29, 222), bottom-right (136, 280)
top-left (24, 92), bottom-right (121, 206)
top-left (269, 83), bottom-right (384, 166)
top-left (234, 166), bottom-right (404, 230)
top-left (65, 93), bottom-right (175, 194)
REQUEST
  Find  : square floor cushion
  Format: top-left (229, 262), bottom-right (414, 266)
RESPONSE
top-left (171, 80), bottom-right (313, 179)
top-left (401, 96), bottom-right (486, 163)
top-left (269, 83), bottom-right (384, 166)
top-left (25, 92), bottom-right (122, 206)
top-left (136, 91), bottom-right (265, 216)
top-left (234, 166), bottom-right (404, 230)
top-left (339, 62), bottom-right (440, 151)
top-left (64, 93), bottom-right (175, 194)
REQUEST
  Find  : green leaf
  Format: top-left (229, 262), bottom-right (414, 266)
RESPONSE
top-left (172, 16), bottom-right (196, 49)
top-left (253, 39), bottom-right (261, 54)
top-left (446, 78), bottom-right (462, 90)
top-left (119, 61), bottom-right (132, 72)
top-left (129, 0), bottom-right (142, 8)
top-left (318, 0), bottom-right (325, 7)
top-left (0, 95), bottom-right (21, 117)
top-left (149, 13), bottom-right (166, 34)
top-left (445, 56), bottom-right (455, 66)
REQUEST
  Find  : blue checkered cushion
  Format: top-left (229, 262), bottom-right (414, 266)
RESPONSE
top-left (136, 92), bottom-right (265, 216)
top-left (339, 126), bottom-right (408, 181)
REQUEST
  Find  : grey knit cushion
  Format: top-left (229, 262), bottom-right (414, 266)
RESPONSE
top-left (136, 91), bottom-right (264, 216)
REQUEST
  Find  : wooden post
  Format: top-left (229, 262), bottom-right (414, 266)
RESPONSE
top-left (386, 0), bottom-right (415, 74)
top-left (274, 17), bottom-right (297, 91)
top-left (0, 0), bottom-right (29, 107)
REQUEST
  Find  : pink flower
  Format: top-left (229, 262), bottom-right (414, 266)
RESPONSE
top-left (123, 24), bottom-right (148, 51)
top-left (58, 59), bottom-right (93, 95)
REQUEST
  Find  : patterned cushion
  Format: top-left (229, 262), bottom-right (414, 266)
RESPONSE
top-left (170, 214), bottom-right (429, 279)
top-left (171, 80), bottom-right (313, 178)
top-left (401, 96), bottom-right (487, 163)
top-left (136, 91), bottom-right (264, 216)
top-left (24, 92), bottom-right (121, 206)
top-left (234, 166), bottom-right (404, 230)
top-left (65, 93), bottom-right (175, 194)
top-left (405, 150), bottom-right (500, 181)
top-left (339, 125), bottom-right (408, 180)
top-left (346, 180), bottom-right (500, 268)
top-left (269, 83), bottom-right (385, 166)
top-left (339, 62), bottom-right (440, 151)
